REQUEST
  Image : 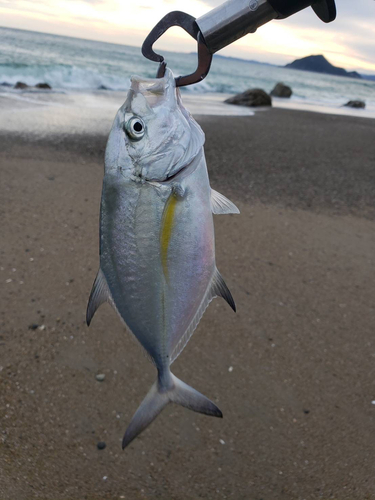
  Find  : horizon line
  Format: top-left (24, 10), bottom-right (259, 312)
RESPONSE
top-left (1, 24), bottom-right (374, 75)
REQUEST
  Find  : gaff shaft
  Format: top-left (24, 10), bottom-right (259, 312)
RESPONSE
top-left (196, 0), bottom-right (336, 54)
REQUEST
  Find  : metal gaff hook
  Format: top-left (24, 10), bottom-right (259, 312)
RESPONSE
top-left (141, 11), bottom-right (213, 87)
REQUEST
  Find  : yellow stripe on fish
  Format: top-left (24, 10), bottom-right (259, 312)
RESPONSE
top-left (160, 192), bottom-right (178, 280)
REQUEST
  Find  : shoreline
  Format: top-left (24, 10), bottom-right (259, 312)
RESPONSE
top-left (1, 88), bottom-right (375, 131)
top-left (271, 95), bottom-right (375, 119)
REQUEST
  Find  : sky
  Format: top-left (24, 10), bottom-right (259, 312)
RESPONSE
top-left (0, 0), bottom-right (374, 72)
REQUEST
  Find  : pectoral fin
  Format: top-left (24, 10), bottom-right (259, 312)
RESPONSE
top-left (211, 189), bottom-right (240, 215)
top-left (86, 269), bottom-right (110, 326)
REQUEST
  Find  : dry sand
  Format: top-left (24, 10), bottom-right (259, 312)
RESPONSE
top-left (1, 108), bottom-right (375, 499)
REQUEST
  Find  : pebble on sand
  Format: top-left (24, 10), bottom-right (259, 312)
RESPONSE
top-left (96, 373), bottom-right (105, 382)
top-left (97, 441), bottom-right (106, 450)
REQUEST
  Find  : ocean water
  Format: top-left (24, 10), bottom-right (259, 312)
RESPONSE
top-left (1, 26), bottom-right (375, 117)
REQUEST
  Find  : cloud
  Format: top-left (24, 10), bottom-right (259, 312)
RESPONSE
top-left (200, 0), bottom-right (221, 6)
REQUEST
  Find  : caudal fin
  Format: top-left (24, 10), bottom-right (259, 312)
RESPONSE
top-left (169, 375), bottom-right (223, 417)
top-left (122, 372), bottom-right (222, 449)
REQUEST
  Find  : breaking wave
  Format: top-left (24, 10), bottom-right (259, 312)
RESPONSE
top-left (0, 62), bottom-right (237, 94)
top-left (0, 63), bottom-right (131, 91)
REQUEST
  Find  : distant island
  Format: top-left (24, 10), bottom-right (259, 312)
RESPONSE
top-left (211, 52), bottom-right (375, 81)
top-left (285, 55), bottom-right (362, 79)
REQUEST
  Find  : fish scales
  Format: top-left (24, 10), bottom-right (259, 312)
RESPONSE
top-left (87, 68), bottom-right (239, 448)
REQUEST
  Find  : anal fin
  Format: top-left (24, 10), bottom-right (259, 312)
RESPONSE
top-left (86, 269), bottom-right (110, 326)
top-left (171, 267), bottom-right (236, 363)
top-left (211, 188), bottom-right (240, 215)
top-left (211, 268), bottom-right (236, 312)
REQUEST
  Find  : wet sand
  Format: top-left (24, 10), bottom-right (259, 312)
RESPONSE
top-left (1, 108), bottom-right (375, 499)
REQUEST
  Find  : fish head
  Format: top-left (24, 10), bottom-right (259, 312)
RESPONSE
top-left (105, 68), bottom-right (204, 182)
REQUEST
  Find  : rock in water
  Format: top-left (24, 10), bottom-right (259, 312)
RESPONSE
top-left (270, 82), bottom-right (292, 98)
top-left (14, 81), bottom-right (29, 89)
top-left (344, 100), bottom-right (365, 109)
top-left (35, 83), bottom-right (52, 89)
top-left (225, 88), bottom-right (272, 107)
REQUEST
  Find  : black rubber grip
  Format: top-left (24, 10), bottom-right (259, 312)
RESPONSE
top-left (268, 0), bottom-right (336, 22)
top-left (267, 0), bottom-right (312, 18)
top-left (312, 0), bottom-right (336, 23)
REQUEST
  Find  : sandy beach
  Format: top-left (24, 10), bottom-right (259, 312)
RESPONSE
top-left (1, 105), bottom-right (375, 500)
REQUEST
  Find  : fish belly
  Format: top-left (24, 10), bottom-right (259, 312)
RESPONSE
top-left (100, 159), bottom-right (215, 368)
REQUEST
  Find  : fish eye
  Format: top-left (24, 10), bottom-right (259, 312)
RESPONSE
top-left (125, 116), bottom-right (145, 141)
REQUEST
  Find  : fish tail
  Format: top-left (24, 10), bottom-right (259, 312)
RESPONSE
top-left (122, 378), bottom-right (169, 450)
top-left (168, 373), bottom-right (223, 418)
top-left (122, 371), bottom-right (222, 449)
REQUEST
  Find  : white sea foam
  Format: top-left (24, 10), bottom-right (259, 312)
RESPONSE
top-left (0, 63), bottom-right (131, 91)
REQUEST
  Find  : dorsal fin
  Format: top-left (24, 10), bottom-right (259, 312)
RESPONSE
top-left (211, 189), bottom-right (240, 215)
top-left (86, 269), bottom-right (110, 326)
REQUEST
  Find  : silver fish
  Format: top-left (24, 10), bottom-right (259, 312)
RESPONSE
top-left (87, 68), bottom-right (239, 449)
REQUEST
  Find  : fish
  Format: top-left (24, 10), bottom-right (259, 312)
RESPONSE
top-left (86, 68), bottom-right (239, 449)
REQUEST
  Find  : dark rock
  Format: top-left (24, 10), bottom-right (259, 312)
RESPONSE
top-left (344, 100), bottom-right (365, 109)
top-left (1, 82), bottom-right (12, 87)
top-left (225, 88), bottom-right (272, 107)
top-left (98, 85), bottom-right (110, 90)
top-left (35, 82), bottom-right (52, 89)
top-left (270, 82), bottom-right (292, 98)
top-left (28, 324), bottom-right (39, 330)
top-left (285, 55), bottom-right (362, 79)
top-left (97, 441), bottom-right (106, 450)
top-left (14, 81), bottom-right (29, 89)
top-left (303, 409), bottom-right (310, 414)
